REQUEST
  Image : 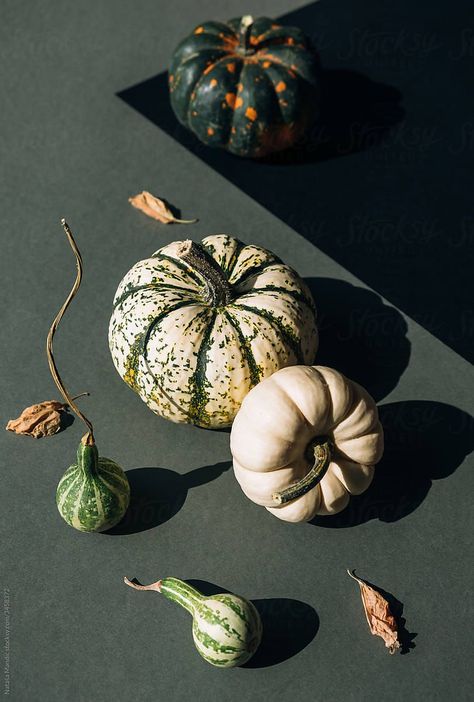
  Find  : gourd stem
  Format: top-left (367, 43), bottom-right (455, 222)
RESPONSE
top-left (124, 577), bottom-right (162, 593)
top-left (175, 240), bottom-right (232, 307)
top-left (272, 438), bottom-right (331, 505)
top-left (46, 219), bottom-right (95, 443)
top-left (239, 15), bottom-right (254, 54)
top-left (124, 577), bottom-right (202, 614)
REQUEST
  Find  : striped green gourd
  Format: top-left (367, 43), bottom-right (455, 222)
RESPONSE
top-left (109, 235), bottom-right (318, 429)
top-left (56, 434), bottom-right (130, 532)
top-left (124, 576), bottom-right (262, 667)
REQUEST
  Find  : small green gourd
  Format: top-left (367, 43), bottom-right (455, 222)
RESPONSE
top-left (48, 220), bottom-right (130, 532)
top-left (56, 433), bottom-right (130, 532)
top-left (124, 576), bottom-right (262, 667)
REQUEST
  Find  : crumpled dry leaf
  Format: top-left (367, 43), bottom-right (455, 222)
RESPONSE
top-left (6, 401), bottom-right (73, 439)
top-left (348, 569), bottom-right (401, 654)
top-left (129, 191), bottom-right (197, 224)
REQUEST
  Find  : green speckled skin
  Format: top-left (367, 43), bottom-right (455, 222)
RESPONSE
top-left (56, 442), bottom-right (130, 532)
top-left (168, 16), bottom-right (320, 158)
top-left (108, 235), bottom-right (319, 429)
top-left (159, 578), bottom-right (262, 667)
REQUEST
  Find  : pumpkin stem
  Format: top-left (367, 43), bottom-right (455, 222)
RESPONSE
top-left (239, 15), bottom-right (254, 55)
top-left (175, 240), bottom-right (232, 307)
top-left (46, 220), bottom-right (95, 442)
top-left (272, 438), bottom-right (332, 506)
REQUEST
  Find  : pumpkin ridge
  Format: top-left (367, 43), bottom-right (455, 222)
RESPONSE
top-left (237, 285), bottom-right (316, 313)
top-left (187, 309), bottom-right (218, 425)
top-left (113, 282), bottom-right (198, 310)
top-left (231, 255), bottom-right (282, 287)
top-left (250, 60), bottom-right (286, 121)
top-left (140, 310), bottom-right (213, 423)
top-left (256, 49), bottom-right (316, 85)
top-left (222, 309), bottom-right (261, 387)
top-left (185, 56), bottom-right (242, 131)
top-left (175, 48), bottom-right (230, 73)
top-left (232, 302), bottom-right (304, 363)
top-left (308, 366), bottom-right (345, 434)
top-left (198, 60), bottom-right (245, 149)
top-left (317, 367), bottom-right (355, 431)
top-left (152, 252), bottom-right (204, 286)
top-left (257, 60), bottom-right (298, 125)
top-left (201, 235), bottom-right (246, 276)
top-left (142, 300), bottom-right (203, 353)
top-left (269, 372), bottom-right (317, 431)
top-left (224, 238), bottom-right (247, 276)
top-left (198, 21), bottom-right (238, 41)
top-left (120, 300), bottom-right (198, 392)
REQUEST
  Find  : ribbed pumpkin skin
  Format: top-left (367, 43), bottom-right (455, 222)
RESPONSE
top-left (109, 235), bottom-right (318, 429)
top-left (56, 444), bottom-right (130, 532)
top-left (160, 578), bottom-right (262, 667)
top-left (169, 16), bottom-right (320, 157)
top-left (231, 365), bottom-right (384, 523)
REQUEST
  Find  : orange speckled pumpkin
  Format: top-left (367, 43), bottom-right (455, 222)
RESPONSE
top-left (168, 15), bottom-right (321, 158)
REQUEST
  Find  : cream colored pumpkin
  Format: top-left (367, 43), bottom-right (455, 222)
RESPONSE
top-left (231, 365), bottom-right (384, 522)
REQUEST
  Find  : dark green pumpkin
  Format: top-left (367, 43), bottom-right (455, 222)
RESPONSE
top-left (168, 15), bottom-right (321, 158)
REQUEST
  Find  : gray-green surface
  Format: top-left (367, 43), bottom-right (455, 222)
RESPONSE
top-left (1, 1), bottom-right (473, 700)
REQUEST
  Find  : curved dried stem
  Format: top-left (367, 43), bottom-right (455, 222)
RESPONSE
top-left (45, 219), bottom-right (94, 442)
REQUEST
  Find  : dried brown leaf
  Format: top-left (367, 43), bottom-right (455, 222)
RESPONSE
top-left (348, 569), bottom-right (401, 654)
top-left (129, 191), bottom-right (197, 224)
top-left (6, 401), bottom-right (71, 439)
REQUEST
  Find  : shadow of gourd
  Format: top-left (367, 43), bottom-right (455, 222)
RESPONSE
top-left (104, 462), bottom-right (230, 535)
top-left (187, 580), bottom-right (319, 668)
top-left (306, 277), bottom-right (411, 402)
top-left (311, 400), bottom-right (473, 527)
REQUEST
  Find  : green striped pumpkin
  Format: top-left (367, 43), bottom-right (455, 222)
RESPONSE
top-left (109, 235), bottom-right (318, 428)
top-left (124, 576), bottom-right (262, 667)
top-left (56, 437), bottom-right (130, 532)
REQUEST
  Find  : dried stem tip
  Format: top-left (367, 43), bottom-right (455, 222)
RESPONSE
top-left (124, 577), bottom-right (162, 593)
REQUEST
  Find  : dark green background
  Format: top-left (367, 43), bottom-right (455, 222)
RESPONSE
top-left (1, 1), bottom-right (473, 700)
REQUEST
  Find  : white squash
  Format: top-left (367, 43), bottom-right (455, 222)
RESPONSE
top-left (109, 235), bottom-right (318, 428)
top-left (230, 365), bottom-right (384, 522)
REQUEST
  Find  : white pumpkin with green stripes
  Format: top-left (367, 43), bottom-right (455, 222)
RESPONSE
top-left (124, 576), bottom-right (262, 667)
top-left (56, 434), bottom-right (130, 532)
top-left (109, 235), bottom-right (318, 428)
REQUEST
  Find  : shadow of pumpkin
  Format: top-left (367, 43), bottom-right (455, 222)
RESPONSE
top-left (187, 579), bottom-right (319, 668)
top-left (104, 461), bottom-right (230, 535)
